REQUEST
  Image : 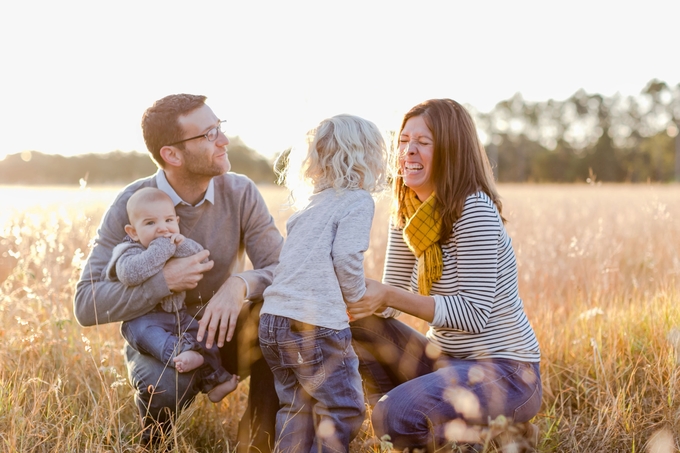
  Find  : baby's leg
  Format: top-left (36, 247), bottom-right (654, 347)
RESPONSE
top-left (173, 350), bottom-right (204, 373)
top-left (208, 374), bottom-right (240, 402)
top-left (122, 312), bottom-right (190, 367)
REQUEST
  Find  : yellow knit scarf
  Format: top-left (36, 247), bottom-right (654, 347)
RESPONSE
top-left (402, 189), bottom-right (443, 295)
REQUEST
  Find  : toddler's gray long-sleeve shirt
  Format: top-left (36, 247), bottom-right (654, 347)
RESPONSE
top-left (261, 188), bottom-right (374, 331)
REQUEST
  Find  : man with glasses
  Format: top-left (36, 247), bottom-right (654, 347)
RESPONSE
top-left (74, 94), bottom-right (283, 452)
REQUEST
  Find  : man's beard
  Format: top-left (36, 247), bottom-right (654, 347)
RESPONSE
top-left (183, 149), bottom-right (230, 177)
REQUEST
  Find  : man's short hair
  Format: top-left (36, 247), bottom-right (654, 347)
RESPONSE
top-left (141, 94), bottom-right (207, 168)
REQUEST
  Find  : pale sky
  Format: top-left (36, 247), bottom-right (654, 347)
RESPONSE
top-left (1, 0), bottom-right (678, 161)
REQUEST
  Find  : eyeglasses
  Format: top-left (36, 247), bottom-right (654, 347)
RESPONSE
top-left (167, 120), bottom-right (227, 146)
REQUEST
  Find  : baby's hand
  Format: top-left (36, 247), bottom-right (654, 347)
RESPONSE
top-left (170, 233), bottom-right (185, 245)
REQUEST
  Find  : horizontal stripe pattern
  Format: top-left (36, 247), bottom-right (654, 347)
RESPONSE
top-left (383, 192), bottom-right (540, 362)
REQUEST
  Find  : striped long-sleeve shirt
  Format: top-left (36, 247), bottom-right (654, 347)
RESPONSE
top-left (383, 191), bottom-right (540, 363)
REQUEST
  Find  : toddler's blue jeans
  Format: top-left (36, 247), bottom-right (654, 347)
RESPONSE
top-left (259, 313), bottom-right (365, 453)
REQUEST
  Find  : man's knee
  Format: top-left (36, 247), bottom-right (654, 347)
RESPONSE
top-left (125, 343), bottom-right (198, 422)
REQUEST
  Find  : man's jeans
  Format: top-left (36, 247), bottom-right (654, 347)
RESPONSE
top-left (350, 315), bottom-right (542, 451)
top-left (124, 301), bottom-right (278, 453)
top-left (121, 309), bottom-right (231, 393)
top-left (259, 314), bottom-right (365, 453)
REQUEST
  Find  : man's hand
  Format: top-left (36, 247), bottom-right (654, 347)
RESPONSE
top-left (197, 276), bottom-right (247, 349)
top-left (162, 249), bottom-right (213, 292)
top-left (347, 278), bottom-right (388, 320)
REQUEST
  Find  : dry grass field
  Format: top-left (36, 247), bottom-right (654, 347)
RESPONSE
top-left (0, 183), bottom-right (679, 452)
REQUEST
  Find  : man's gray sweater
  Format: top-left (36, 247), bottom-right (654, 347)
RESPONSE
top-left (74, 171), bottom-right (283, 326)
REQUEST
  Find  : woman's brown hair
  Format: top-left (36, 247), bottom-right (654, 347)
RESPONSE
top-left (393, 98), bottom-right (504, 243)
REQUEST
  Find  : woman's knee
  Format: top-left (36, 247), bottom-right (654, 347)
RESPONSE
top-left (371, 390), bottom-right (433, 446)
top-left (369, 395), bottom-right (391, 438)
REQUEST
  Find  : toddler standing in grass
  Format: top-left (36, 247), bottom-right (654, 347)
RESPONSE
top-left (104, 187), bottom-right (238, 402)
top-left (259, 114), bottom-right (387, 453)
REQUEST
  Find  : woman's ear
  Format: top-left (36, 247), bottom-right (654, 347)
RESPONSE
top-left (159, 145), bottom-right (183, 168)
top-left (124, 224), bottom-right (139, 242)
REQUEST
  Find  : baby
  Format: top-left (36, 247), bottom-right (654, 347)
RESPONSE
top-left (104, 187), bottom-right (238, 402)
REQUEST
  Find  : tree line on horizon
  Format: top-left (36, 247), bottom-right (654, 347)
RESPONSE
top-left (476, 78), bottom-right (680, 182)
top-left (1, 78), bottom-right (678, 186)
top-left (0, 136), bottom-right (276, 186)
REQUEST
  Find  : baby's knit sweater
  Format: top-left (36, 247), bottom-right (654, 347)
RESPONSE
top-left (104, 236), bottom-right (204, 312)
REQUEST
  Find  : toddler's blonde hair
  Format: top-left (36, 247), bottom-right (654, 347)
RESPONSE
top-left (278, 114), bottom-right (387, 207)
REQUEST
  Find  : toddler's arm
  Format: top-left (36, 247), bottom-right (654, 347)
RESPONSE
top-left (333, 194), bottom-right (374, 304)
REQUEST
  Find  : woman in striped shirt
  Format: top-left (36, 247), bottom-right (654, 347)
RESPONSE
top-left (348, 99), bottom-right (541, 451)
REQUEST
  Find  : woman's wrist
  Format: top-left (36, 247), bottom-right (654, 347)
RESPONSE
top-left (381, 283), bottom-right (396, 311)
top-left (387, 285), bottom-right (436, 322)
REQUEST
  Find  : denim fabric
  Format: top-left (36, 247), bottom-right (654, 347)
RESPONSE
top-left (121, 308), bottom-right (232, 393)
top-left (259, 313), bottom-right (365, 453)
top-left (351, 316), bottom-right (542, 451)
top-left (124, 301), bottom-right (278, 453)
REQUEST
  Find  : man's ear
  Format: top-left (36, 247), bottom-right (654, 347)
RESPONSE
top-left (159, 145), bottom-right (183, 168)
top-left (124, 224), bottom-right (139, 241)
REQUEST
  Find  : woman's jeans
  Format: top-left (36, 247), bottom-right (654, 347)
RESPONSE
top-left (124, 301), bottom-right (278, 453)
top-left (350, 315), bottom-right (542, 450)
top-left (259, 313), bottom-right (365, 453)
top-left (121, 308), bottom-right (231, 393)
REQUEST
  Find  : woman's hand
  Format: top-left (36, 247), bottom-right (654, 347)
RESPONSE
top-left (347, 278), bottom-right (388, 320)
top-left (350, 278), bottom-right (437, 323)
